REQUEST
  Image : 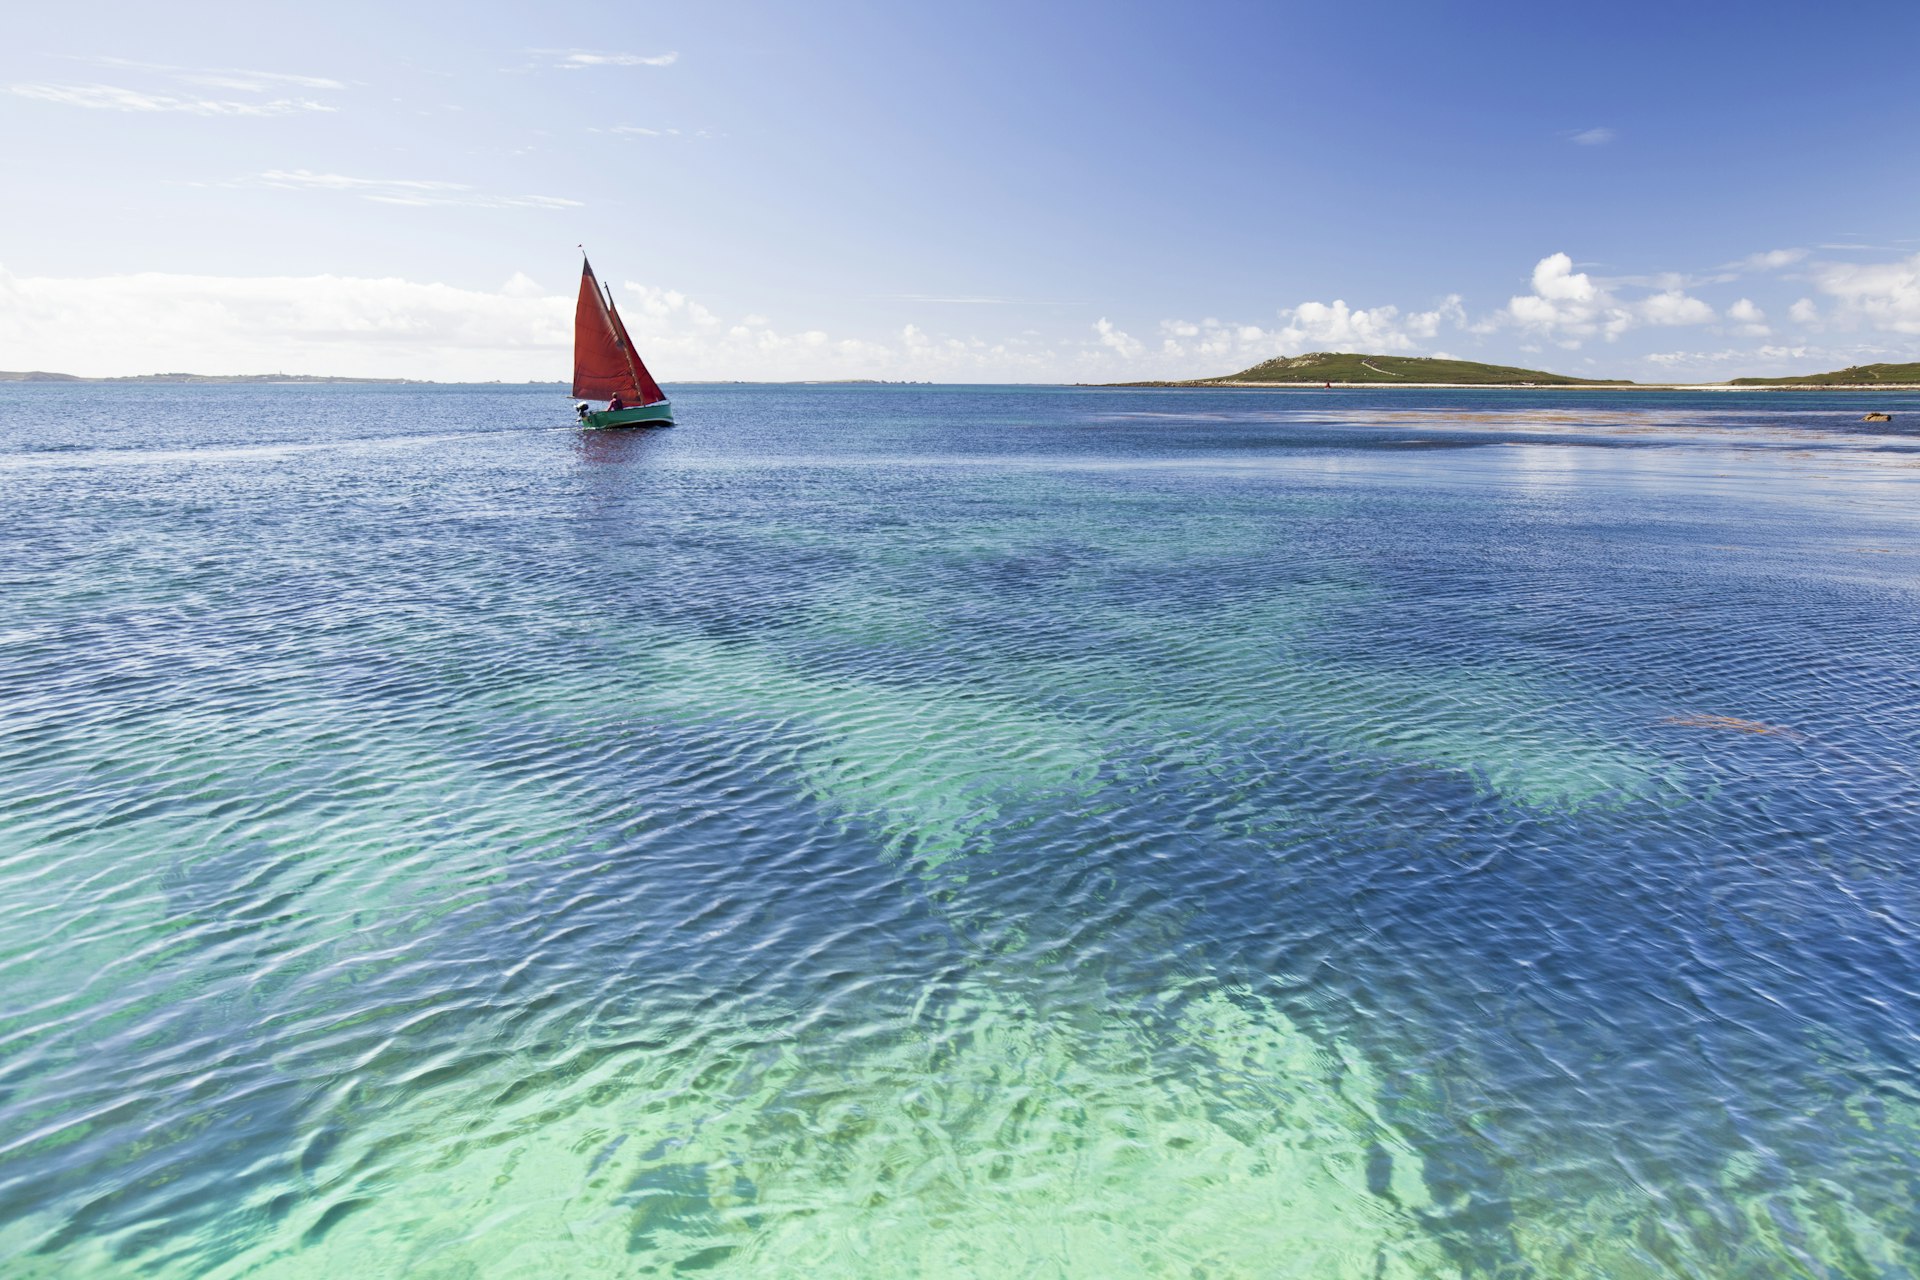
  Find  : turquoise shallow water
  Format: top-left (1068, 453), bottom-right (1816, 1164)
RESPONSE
top-left (2, 383), bottom-right (1919, 1277)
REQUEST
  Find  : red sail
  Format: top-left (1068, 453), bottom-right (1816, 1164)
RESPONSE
top-left (608, 301), bottom-right (667, 405)
top-left (572, 259), bottom-right (641, 402)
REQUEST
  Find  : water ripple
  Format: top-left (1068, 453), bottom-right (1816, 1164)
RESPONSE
top-left (2, 384), bottom-right (1918, 1276)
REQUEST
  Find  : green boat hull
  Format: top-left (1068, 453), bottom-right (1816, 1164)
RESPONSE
top-left (581, 401), bottom-right (674, 429)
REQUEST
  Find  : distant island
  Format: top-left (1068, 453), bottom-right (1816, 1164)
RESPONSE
top-left (1106, 350), bottom-right (1920, 389)
top-left (1727, 361), bottom-right (1920, 386)
top-left (0, 371), bottom-right (430, 385)
top-left (1113, 352), bottom-right (1628, 387)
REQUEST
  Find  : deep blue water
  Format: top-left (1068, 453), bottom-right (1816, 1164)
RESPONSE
top-left (2, 383), bottom-right (1918, 1277)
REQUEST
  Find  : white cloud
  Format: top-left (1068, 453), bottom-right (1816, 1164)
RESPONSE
top-left (1277, 300), bottom-right (1415, 351)
top-left (1406, 294), bottom-right (1467, 337)
top-left (1638, 290), bottom-right (1715, 326)
top-left (1284, 301), bottom-right (1372, 346)
top-left (1503, 253), bottom-right (1631, 341)
top-left (1813, 252), bottom-right (1920, 333)
top-left (10, 82), bottom-right (334, 116)
top-left (1789, 297), bottom-right (1821, 325)
top-left (0, 265), bottom-right (1076, 383)
top-left (1094, 317), bottom-right (1143, 358)
top-left (1500, 252), bottom-right (1713, 343)
top-left (1151, 317), bottom-right (1275, 368)
top-left (254, 169), bottom-right (581, 210)
top-left (1532, 253), bottom-right (1597, 302)
top-left (1143, 294), bottom-right (1464, 372)
top-left (0, 266), bottom-right (574, 380)
top-left (1725, 298), bottom-right (1769, 336)
top-left (499, 272), bottom-right (546, 298)
top-left (1568, 127), bottom-right (1616, 146)
top-left (619, 282), bottom-right (724, 329)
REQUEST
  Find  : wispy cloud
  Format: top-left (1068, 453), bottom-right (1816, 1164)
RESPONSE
top-left (592, 123), bottom-right (718, 141)
top-left (1649, 247), bottom-right (1807, 288)
top-left (536, 49), bottom-right (679, 69)
top-left (1567, 126), bottom-right (1616, 146)
top-left (1639, 341), bottom-right (1919, 380)
top-left (78, 56), bottom-right (346, 91)
top-left (1813, 251), bottom-right (1920, 333)
top-left (888, 294), bottom-right (1035, 305)
top-left (255, 169), bottom-right (581, 209)
top-left (1643, 345), bottom-right (1819, 371)
top-left (180, 72), bottom-right (337, 93)
top-left (1730, 247), bottom-right (1807, 273)
top-left (14, 57), bottom-right (346, 117)
top-left (10, 83), bottom-right (335, 116)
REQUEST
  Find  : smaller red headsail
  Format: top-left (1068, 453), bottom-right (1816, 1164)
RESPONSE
top-left (608, 299), bottom-right (666, 405)
top-left (572, 258), bottom-right (666, 405)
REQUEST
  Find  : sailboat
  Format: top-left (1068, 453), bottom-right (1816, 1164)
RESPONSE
top-left (573, 255), bottom-right (674, 428)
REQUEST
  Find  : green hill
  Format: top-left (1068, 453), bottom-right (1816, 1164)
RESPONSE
top-left (1213, 352), bottom-right (1626, 385)
top-left (1115, 351), bottom-right (1627, 387)
top-left (1729, 362), bottom-right (1920, 386)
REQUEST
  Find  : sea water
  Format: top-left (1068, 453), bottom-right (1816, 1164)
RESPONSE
top-left (2, 383), bottom-right (1917, 1277)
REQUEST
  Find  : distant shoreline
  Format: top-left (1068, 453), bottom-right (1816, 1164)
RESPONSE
top-left (1097, 381), bottom-right (1920, 393)
top-left (0, 373), bottom-right (931, 387)
top-left (0, 371), bottom-right (435, 386)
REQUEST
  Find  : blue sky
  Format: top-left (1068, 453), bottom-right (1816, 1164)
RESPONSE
top-left (4, 0), bottom-right (1918, 381)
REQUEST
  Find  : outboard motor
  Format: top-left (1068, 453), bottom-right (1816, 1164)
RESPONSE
top-left (576, 402), bottom-right (591, 421)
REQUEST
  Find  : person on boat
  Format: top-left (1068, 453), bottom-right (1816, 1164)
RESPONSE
top-left (608, 391), bottom-right (626, 412)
